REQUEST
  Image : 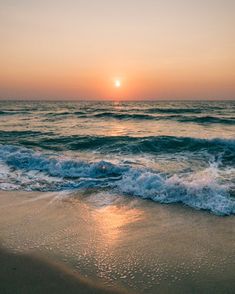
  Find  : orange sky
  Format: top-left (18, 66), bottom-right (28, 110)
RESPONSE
top-left (0, 0), bottom-right (235, 100)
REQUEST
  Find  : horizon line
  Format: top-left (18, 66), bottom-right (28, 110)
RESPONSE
top-left (0, 98), bottom-right (234, 102)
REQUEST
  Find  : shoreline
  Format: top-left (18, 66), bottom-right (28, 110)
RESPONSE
top-left (0, 191), bottom-right (235, 293)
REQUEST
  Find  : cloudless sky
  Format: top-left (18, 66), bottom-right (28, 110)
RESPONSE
top-left (0, 0), bottom-right (235, 100)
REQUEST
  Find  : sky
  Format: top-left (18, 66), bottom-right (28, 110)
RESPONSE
top-left (0, 0), bottom-right (235, 100)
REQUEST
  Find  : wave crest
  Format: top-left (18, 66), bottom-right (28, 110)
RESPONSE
top-left (0, 144), bottom-right (234, 216)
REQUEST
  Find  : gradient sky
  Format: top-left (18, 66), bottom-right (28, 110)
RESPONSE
top-left (0, 0), bottom-right (235, 100)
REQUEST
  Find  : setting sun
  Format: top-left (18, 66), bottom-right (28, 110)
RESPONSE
top-left (115, 80), bottom-right (121, 88)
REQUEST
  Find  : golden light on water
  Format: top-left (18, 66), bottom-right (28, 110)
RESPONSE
top-left (93, 206), bottom-right (143, 246)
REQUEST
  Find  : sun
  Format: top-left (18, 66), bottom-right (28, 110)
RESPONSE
top-left (115, 80), bottom-right (121, 88)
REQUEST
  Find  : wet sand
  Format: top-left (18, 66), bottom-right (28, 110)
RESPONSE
top-left (0, 191), bottom-right (235, 293)
top-left (0, 246), bottom-right (127, 294)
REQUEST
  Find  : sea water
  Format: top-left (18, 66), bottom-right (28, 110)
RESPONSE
top-left (0, 100), bottom-right (234, 215)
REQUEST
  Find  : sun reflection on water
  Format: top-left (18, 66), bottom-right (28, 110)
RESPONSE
top-left (93, 205), bottom-right (144, 246)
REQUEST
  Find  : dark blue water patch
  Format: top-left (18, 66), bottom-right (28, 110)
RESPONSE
top-left (0, 130), bottom-right (54, 146)
top-left (1, 128), bottom-right (234, 153)
top-left (177, 115), bottom-right (235, 125)
top-left (145, 108), bottom-right (205, 114)
top-left (0, 130), bottom-right (52, 137)
top-left (1, 133), bottom-right (232, 164)
top-left (0, 110), bottom-right (29, 116)
top-left (85, 112), bottom-right (235, 125)
top-left (45, 112), bottom-right (71, 116)
top-left (44, 111), bottom-right (87, 117)
top-left (1, 131), bottom-right (234, 158)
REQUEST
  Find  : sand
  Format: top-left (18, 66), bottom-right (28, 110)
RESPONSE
top-left (0, 191), bottom-right (235, 294)
top-left (0, 246), bottom-right (128, 294)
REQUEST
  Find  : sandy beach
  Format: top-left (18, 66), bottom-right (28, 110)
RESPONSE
top-left (0, 246), bottom-right (127, 294)
top-left (0, 191), bottom-right (234, 294)
top-left (1, 0), bottom-right (235, 290)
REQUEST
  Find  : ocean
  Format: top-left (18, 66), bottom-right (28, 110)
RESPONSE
top-left (0, 100), bottom-right (234, 216)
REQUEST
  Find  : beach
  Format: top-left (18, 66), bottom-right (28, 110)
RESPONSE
top-left (1, 0), bottom-right (235, 291)
top-left (0, 100), bottom-right (234, 293)
top-left (1, 191), bottom-right (234, 294)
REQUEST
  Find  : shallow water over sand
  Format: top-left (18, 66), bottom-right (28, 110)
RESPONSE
top-left (1, 191), bottom-right (235, 294)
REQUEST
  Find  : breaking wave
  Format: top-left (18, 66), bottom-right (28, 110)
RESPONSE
top-left (0, 144), bottom-right (234, 216)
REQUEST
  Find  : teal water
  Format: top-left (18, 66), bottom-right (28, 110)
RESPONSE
top-left (0, 100), bottom-right (234, 215)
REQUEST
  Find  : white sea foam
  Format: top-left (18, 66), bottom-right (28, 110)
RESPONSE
top-left (117, 163), bottom-right (235, 215)
top-left (0, 144), bottom-right (234, 215)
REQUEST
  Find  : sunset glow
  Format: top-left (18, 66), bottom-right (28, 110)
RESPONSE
top-left (115, 80), bottom-right (121, 88)
top-left (0, 2), bottom-right (234, 292)
top-left (0, 0), bottom-right (234, 100)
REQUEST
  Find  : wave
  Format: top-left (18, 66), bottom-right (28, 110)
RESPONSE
top-left (0, 133), bottom-right (234, 161)
top-left (3, 108), bottom-right (234, 124)
top-left (0, 111), bottom-right (23, 116)
top-left (1, 105), bottom-right (234, 125)
top-left (45, 111), bottom-right (87, 117)
top-left (177, 115), bottom-right (235, 124)
top-left (117, 164), bottom-right (235, 216)
top-left (145, 108), bottom-right (204, 114)
top-left (88, 112), bottom-right (235, 124)
top-left (0, 144), bottom-right (234, 216)
top-left (94, 112), bottom-right (154, 120)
